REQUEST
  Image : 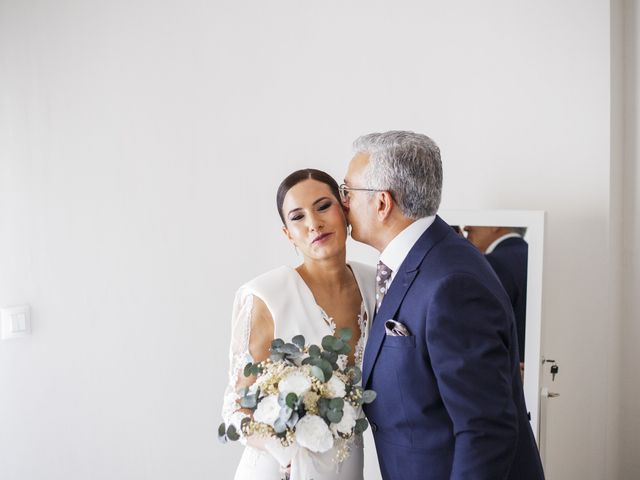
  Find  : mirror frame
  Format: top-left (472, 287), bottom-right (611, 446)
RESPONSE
top-left (439, 209), bottom-right (545, 443)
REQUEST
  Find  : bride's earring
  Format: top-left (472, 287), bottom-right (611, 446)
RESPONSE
top-left (347, 224), bottom-right (352, 237)
top-left (293, 244), bottom-right (299, 256)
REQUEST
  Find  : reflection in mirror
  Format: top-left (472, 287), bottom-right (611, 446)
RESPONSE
top-left (462, 225), bottom-right (528, 380)
top-left (441, 210), bottom-right (545, 445)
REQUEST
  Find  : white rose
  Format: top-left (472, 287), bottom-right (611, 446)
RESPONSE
top-left (295, 415), bottom-right (334, 453)
top-left (326, 375), bottom-right (346, 398)
top-left (279, 372), bottom-right (312, 397)
top-left (253, 395), bottom-right (281, 426)
top-left (330, 402), bottom-right (358, 436)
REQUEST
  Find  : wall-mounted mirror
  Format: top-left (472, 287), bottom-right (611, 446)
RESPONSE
top-left (439, 210), bottom-right (545, 443)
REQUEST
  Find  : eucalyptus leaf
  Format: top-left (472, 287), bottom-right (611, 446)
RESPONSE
top-left (308, 356), bottom-right (322, 367)
top-left (321, 335), bottom-right (336, 351)
top-left (354, 418), bottom-right (369, 434)
top-left (240, 394), bottom-right (258, 409)
top-left (243, 363), bottom-right (254, 377)
top-left (273, 417), bottom-right (287, 434)
top-left (333, 338), bottom-right (345, 351)
top-left (329, 397), bottom-right (344, 410)
top-left (286, 393), bottom-right (298, 409)
top-left (362, 390), bottom-right (377, 404)
top-left (339, 327), bottom-right (353, 342)
top-left (271, 338), bottom-right (285, 350)
top-left (321, 350), bottom-right (338, 366)
top-left (317, 398), bottom-right (329, 417)
top-left (327, 409), bottom-right (344, 424)
top-left (270, 352), bottom-right (285, 362)
top-left (281, 343), bottom-right (301, 355)
top-left (310, 365), bottom-right (325, 382)
top-left (292, 335), bottom-right (305, 349)
top-left (218, 423), bottom-right (227, 438)
top-left (308, 344), bottom-right (321, 358)
top-left (319, 359), bottom-right (334, 381)
top-left (301, 357), bottom-right (313, 366)
top-left (338, 343), bottom-right (352, 355)
top-left (286, 411), bottom-right (299, 428)
top-left (226, 424), bottom-right (240, 441)
top-left (349, 366), bottom-right (362, 383)
top-left (279, 406), bottom-right (293, 423)
top-left (239, 387), bottom-right (249, 397)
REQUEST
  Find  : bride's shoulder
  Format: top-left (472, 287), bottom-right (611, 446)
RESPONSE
top-left (237, 265), bottom-right (296, 297)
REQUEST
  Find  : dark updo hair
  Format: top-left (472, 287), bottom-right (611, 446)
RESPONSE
top-left (276, 169), bottom-right (342, 224)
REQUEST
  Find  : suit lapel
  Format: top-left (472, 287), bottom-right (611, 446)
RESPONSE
top-left (361, 216), bottom-right (452, 387)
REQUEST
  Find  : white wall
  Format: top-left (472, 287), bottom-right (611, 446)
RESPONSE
top-left (0, 1), bottom-right (620, 479)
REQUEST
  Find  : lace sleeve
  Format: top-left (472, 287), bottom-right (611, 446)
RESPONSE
top-left (221, 288), bottom-right (255, 440)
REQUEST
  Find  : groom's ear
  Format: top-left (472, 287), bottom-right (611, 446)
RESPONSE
top-left (376, 191), bottom-right (394, 221)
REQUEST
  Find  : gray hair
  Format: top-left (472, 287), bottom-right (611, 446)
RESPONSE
top-left (353, 130), bottom-right (443, 218)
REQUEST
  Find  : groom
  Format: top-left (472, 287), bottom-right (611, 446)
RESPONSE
top-left (342, 131), bottom-right (544, 479)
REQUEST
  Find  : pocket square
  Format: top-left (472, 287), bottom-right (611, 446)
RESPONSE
top-left (384, 319), bottom-right (411, 337)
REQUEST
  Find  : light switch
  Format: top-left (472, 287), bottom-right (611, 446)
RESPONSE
top-left (1, 305), bottom-right (31, 339)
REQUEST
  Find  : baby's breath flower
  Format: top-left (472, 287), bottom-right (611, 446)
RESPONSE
top-left (302, 391), bottom-right (320, 414)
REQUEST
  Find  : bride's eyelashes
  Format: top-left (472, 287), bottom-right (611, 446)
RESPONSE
top-left (288, 201), bottom-right (334, 222)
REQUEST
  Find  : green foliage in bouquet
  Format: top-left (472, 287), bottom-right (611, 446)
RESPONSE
top-left (218, 327), bottom-right (377, 445)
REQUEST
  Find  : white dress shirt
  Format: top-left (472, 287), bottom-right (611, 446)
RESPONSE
top-left (379, 215), bottom-right (436, 287)
top-left (485, 233), bottom-right (522, 254)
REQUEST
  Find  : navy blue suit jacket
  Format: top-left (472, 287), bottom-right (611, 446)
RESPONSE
top-left (362, 216), bottom-right (544, 480)
top-left (485, 237), bottom-right (528, 363)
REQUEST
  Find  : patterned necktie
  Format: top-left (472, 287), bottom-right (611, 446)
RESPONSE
top-left (376, 261), bottom-right (393, 310)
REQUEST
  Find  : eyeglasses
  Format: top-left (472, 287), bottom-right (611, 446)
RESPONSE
top-left (338, 183), bottom-right (388, 203)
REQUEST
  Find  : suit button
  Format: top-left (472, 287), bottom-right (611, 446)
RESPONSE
top-left (371, 422), bottom-right (378, 433)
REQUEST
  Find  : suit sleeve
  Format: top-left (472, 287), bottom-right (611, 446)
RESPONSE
top-left (426, 273), bottom-right (519, 479)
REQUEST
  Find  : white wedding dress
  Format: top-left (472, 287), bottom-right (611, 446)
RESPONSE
top-left (222, 262), bottom-right (376, 480)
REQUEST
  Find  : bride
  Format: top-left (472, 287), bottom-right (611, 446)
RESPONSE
top-left (222, 169), bottom-right (375, 480)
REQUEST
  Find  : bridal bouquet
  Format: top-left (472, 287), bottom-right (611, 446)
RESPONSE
top-left (219, 328), bottom-right (376, 465)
